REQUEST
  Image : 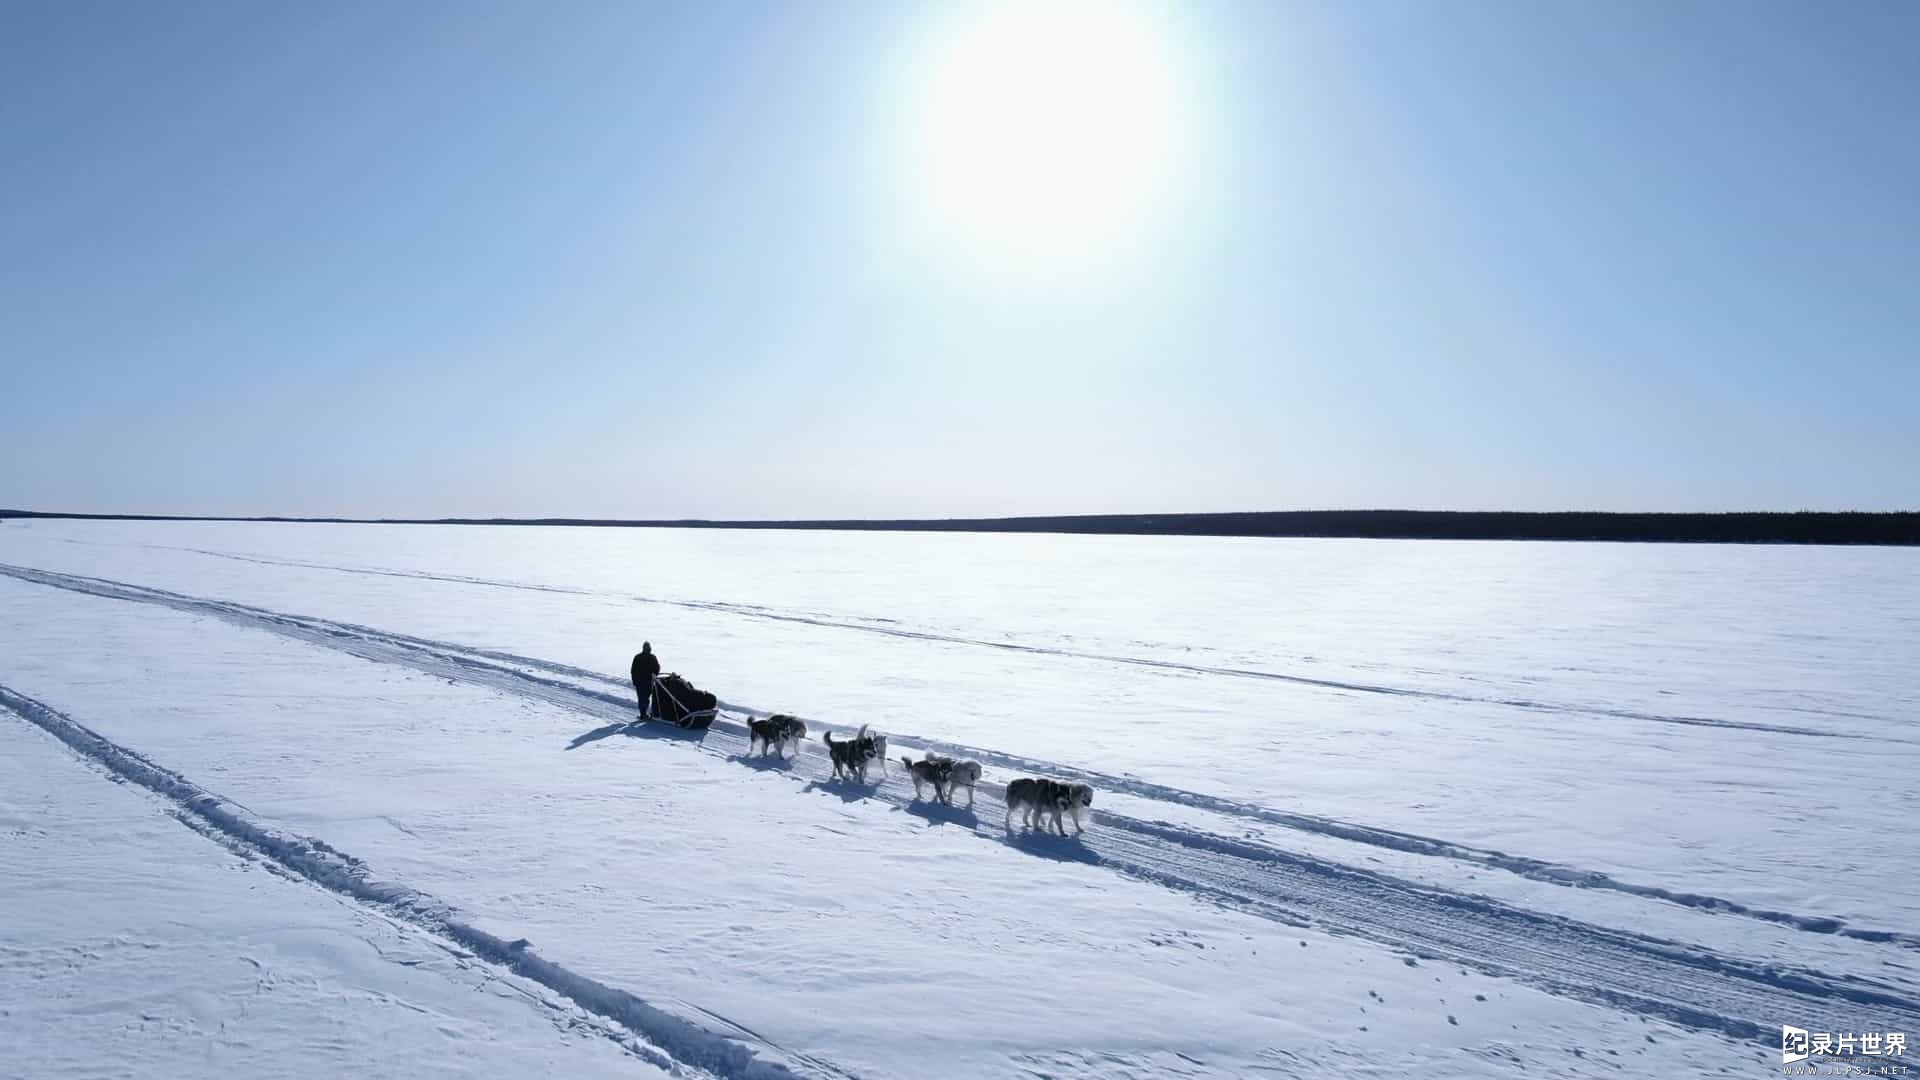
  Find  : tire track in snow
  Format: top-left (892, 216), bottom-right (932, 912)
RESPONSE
top-left (5, 559), bottom-right (1910, 951)
top-left (405, 642), bottom-right (1920, 950)
top-left (91, 542), bottom-right (1896, 742)
top-left (828, 732), bottom-right (1920, 950)
top-left (5, 562), bottom-right (1919, 1044)
top-left (0, 683), bottom-right (855, 1080)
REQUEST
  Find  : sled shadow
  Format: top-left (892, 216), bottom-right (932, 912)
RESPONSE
top-left (1001, 829), bottom-right (1103, 865)
top-left (568, 718), bottom-right (710, 750)
top-left (621, 720), bottom-right (711, 744)
top-left (900, 800), bottom-right (980, 829)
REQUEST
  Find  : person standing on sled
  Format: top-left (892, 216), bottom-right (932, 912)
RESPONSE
top-left (631, 642), bottom-right (660, 717)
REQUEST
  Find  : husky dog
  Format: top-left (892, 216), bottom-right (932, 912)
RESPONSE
top-left (1005, 777), bottom-right (1094, 836)
top-left (824, 724), bottom-right (872, 782)
top-left (747, 714), bottom-right (806, 758)
top-left (856, 728), bottom-right (888, 777)
top-left (746, 716), bottom-right (781, 756)
top-left (932, 756), bottom-right (981, 807)
top-left (1004, 778), bottom-right (1046, 832)
top-left (901, 756), bottom-right (953, 804)
top-left (774, 714), bottom-right (807, 752)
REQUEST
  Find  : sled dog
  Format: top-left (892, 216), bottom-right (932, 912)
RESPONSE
top-left (747, 714), bottom-right (806, 758)
top-left (824, 724), bottom-right (873, 782)
top-left (1005, 777), bottom-right (1093, 836)
top-left (932, 756), bottom-right (981, 807)
top-left (901, 756), bottom-right (953, 804)
top-left (856, 728), bottom-right (888, 776)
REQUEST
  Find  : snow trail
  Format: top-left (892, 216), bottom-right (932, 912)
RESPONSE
top-left (4, 561), bottom-right (1919, 1044)
top-left (57, 541), bottom-right (1894, 742)
top-left (1, 558), bottom-right (1910, 948)
top-left (0, 683), bottom-right (850, 1080)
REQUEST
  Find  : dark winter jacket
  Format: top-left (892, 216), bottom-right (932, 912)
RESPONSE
top-left (631, 650), bottom-right (661, 684)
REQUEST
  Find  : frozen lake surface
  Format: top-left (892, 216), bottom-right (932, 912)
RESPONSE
top-left (2, 518), bottom-right (1915, 1078)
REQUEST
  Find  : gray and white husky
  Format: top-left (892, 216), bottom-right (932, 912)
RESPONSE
top-left (940, 757), bottom-right (982, 807)
top-left (901, 756), bottom-right (953, 804)
top-left (1005, 777), bottom-right (1093, 836)
top-left (921, 754), bottom-right (981, 807)
top-left (747, 714), bottom-right (806, 758)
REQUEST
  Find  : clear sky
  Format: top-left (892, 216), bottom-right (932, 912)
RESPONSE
top-left (3, 1), bottom-right (1915, 519)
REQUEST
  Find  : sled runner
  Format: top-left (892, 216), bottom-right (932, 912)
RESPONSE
top-left (647, 673), bottom-right (718, 730)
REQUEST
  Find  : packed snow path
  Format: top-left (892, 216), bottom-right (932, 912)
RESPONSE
top-left (0, 710), bottom-right (670, 1080)
top-left (0, 682), bottom-right (840, 1080)
top-left (4, 560), bottom-right (1917, 1048)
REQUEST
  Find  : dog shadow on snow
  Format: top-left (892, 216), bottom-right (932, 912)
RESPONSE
top-left (1000, 828), bottom-right (1103, 865)
top-left (898, 799), bottom-right (980, 830)
top-left (902, 800), bottom-right (1102, 866)
top-left (799, 777), bottom-right (882, 803)
top-left (565, 719), bottom-right (709, 751)
top-left (729, 752), bottom-right (797, 773)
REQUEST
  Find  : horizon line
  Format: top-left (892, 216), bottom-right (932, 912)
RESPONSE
top-left (3, 507), bottom-right (1916, 546)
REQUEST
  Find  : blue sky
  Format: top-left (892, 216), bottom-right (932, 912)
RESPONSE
top-left (3, 1), bottom-right (1914, 518)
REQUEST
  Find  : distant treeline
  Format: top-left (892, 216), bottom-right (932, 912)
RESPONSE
top-left (4, 508), bottom-right (1917, 545)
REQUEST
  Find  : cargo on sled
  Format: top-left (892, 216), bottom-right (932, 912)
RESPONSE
top-left (647, 673), bottom-right (718, 730)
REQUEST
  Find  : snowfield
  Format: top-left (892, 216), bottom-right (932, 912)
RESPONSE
top-left (0, 707), bottom-right (665, 1079)
top-left (2, 519), bottom-right (1915, 1079)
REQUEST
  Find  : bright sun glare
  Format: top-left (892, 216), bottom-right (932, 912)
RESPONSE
top-left (910, 2), bottom-right (1186, 273)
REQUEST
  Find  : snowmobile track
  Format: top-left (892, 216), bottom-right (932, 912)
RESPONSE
top-left (0, 682), bottom-right (856, 1080)
top-left (5, 560), bottom-right (1912, 951)
top-left (83, 539), bottom-right (1903, 741)
top-left (4, 560), bottom-right (1918, 1047)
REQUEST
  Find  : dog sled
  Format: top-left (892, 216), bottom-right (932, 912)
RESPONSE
top-left (647, 673), bottom-right (718, 730)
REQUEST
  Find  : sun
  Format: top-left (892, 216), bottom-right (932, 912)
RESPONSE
top-left (904, 2), bottom-right (1188, 274)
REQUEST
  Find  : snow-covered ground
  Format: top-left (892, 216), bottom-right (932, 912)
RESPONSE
top-left (0, 689), bottom-right (663, 1080)
top-left (2, 518), bottom-right (1914, 1078)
